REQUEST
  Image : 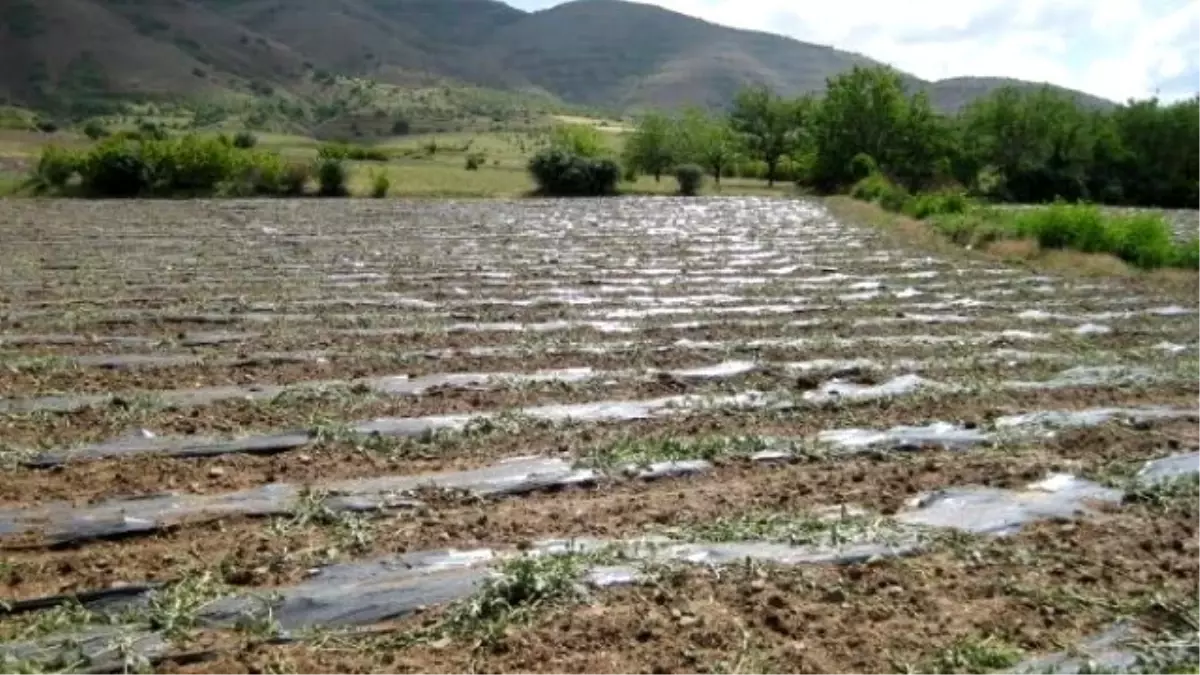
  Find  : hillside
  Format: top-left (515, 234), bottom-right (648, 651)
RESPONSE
top-left (0, 0), bottom-right (1118, 122)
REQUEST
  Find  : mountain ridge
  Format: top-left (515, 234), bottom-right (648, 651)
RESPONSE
top-left (0, 0), bottom-right (1118, 119)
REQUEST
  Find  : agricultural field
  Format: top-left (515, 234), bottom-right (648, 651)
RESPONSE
top-left (0, 197), bottom-right (1197, 673)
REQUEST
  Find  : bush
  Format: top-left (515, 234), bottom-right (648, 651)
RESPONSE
top-left (82, 120), bottom-right (108, 140)
top-left (318, 143), bottom-right (388, 162)
top-left (280, 161), bottom-right (312, 196)
top-left (317, 158), bottom-right (349, 197)
top-left (903, 190), bottom-right (973, 219)
top-left (370, 170), bottom-right (390, 198)
top-left (224, 149), bottom-right (287, 196)
top-left (674, 164), bottom-right (704, 196)
top-left (142, 136), bottom-right (240, 195)
top-left (1106, 212), bottom-right (1176, 269)
top-left (1171, 237), bottom-right (1200, 269)
top-left (33, 146), bottom-right (81, 190)
top-left (528, 148), bottom-right (619, 197)
top-left (736, 160), bottom-right (768, 180)
top-left (78, 138), bottom-right (148, 197)
top-left (849, 173), bottom-right (896, 202)
top-left (42, 134), bottom-right (300, 198)
top-left (232, 131), bottom-right (257, 149)
top-left (35, 119), bottom-right (58, 133)
top-left (137, 121), bottom-right (168, 141)
top-left (850, 153), bottom-right (879, 180)
top-left (465, 152), bottom-right (485, 171)
top-left (549, 124), bottom-right (606, 159)
top-left (1014, 203), bottom-right (1107, 252)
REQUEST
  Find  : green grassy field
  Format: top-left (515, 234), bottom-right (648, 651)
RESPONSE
top-left (1, 120), bottom-right (793, 198)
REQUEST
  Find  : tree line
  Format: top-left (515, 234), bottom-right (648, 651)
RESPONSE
top-left (622, 66), bottom-right (1199, 209)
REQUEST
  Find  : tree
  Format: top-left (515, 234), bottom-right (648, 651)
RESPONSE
top-left (729, 86), bottom-right (803, 186)
top-left (674, 108), bottom-right (740, 185)
top-left (810, 66), bottom-right (945, 191)
top-left (549, 123), bottom-right (607, 159)
top-left (623, 112), bottom-right (677, 181)
top-left (959, 86), bottom-right (1093, 202)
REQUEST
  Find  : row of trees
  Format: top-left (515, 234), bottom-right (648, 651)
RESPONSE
top-left (623, 66), bottom-right (1199, 209)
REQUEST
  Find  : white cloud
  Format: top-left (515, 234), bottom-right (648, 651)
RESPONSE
top-left (508, 0), bottom-right (1200, 101)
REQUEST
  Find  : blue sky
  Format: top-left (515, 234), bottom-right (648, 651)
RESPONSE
top-left (507, 0), bottom-right (1199, 102)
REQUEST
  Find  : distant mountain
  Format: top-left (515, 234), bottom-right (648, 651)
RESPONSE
top-left (0, 0), bottom-right (1118, 119)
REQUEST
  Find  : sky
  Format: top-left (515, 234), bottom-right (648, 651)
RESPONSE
top-left (508, 0), bottom-right (1200, 102)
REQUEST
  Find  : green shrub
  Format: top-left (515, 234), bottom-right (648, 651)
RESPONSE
top-left (849, 173), bottom-right (896, 202)
top-left (318, 143), bottom-right (388, 162)
top-left (850, 153), bottom-right (878, 180)
top-left (280, 161), bottom-right (312, 196)
top-left (928, 212), bottom-right (1011, 248)
top-left (879, 186), bottom-right (912, 213)
top-left (232, 131), bottom-right (257, 149)
top-left (54, 134), bottom-right (295, 198)
top-left (317, 158), bottom-right (349, 197)
top-left (82, 120), bottom-right (108, 140)
top-left (223, 149), bottom-right (286, 196)
top-left (674, 164), bottom-right (704, 196)
top-left (33, 146), bottom-right (80, 190)
top-left (141, 136), bottom-right (238, 195)
top-left (1106, 212), bottom-right (1176, 269)
top-left (1171, 237), bottom-right (1199, 269)
top-left (465, 152), bottom-right (485, 171)
top-left (370, 170), bottom-right (390, 198)
top-left (549, 124), bottom-right (606, 159)
top-left (622, 164), bottom-right (638, 182)
top-left (528, 148), bottom-right (619, 197)
top-left (137, 121), bottom-right (167, 141)
top-left (78, 138), bottom-right (148, 197)
top-left (1014, 203), bottom-right (1108, 252)
top-left (904, 190), bottom-right (973, 219)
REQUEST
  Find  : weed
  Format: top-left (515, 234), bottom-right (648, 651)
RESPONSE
top-left (442, 552), bottom-right (589, 647)
top-left (1122, 475), bottom-right (1199, 515)
top-left (662, 508), bottom-right (912, 549)
top-left (924, 634), bottom-right (1024, 673)
top-left (274, 487), bottom-right (378, 555)
top-left (136, 570), bottom-right (229, 638)
top-left (369, 170), bottom-right (390, 198)
top-left (577, 434), bottom-right (778, 470)
top-left (0, 601), bottom-right (101, 641)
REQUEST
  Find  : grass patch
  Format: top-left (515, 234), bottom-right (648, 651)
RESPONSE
top-left (1122, 475), bottom-right (1200, 516)
top-left (576, 435), bottom-right (781, 470)
top-left (267, 487), bottom-right (379, 557)
top-left (921, 634), bottom-right (1024, 673)
top-left (847, 175), bottom-right (1197, 271)
top-left (659, 508), bottom-right (913, 549)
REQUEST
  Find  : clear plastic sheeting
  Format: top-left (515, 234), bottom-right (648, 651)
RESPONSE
top-left (0, 456), bottom-right (600, 543)
top-left (1010, 623), bottom-right (1174, 674)
top-left (0, 535), bottom-right (926, 667)
top-left (0, 366), bottom-right (603, 415)
top-left (0, 626), bottom-right (172, 673)
top-left (895, 473), bottom-right (1124, 536)
top-left (993, 406), bottom-right (1197, 432)
top-left (1136, 451), bottom-right (1200, 485)
top-left (24, 390), bottom-right (790, 466)
top-left (801, 374), bottom-right (953, 404)
top-left (1003, 365), bottom-right (1162, 390)
top-left (817, 422), bottom-right (992, 451)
